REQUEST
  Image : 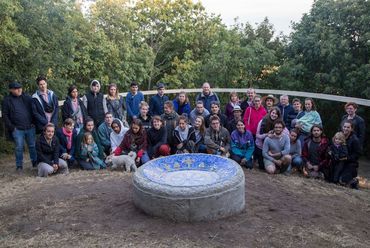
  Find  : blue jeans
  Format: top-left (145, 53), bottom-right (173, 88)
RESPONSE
top-left (12, 127), bottom-right (37, 168)
top-left (290, 156), bottom-right (303, 171)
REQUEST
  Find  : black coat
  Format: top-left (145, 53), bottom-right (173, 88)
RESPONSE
top-left (36, 135), bottom-right (60, 165)
top-left (61, 96), bottom-right (88, 122)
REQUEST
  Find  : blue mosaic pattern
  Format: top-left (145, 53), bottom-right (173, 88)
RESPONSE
top-left (142, 154), bottom-right (238, 187)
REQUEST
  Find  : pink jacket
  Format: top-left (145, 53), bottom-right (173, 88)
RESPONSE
top-left (243, 106), bottom-right (267, 135)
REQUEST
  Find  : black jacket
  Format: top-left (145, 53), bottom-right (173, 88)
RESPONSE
top-left (36, 135), bottom-right (60, 165)
top-left (62, 96), bottom-right (88, 122)
top-left (2, 93), bottom-right (34, 132)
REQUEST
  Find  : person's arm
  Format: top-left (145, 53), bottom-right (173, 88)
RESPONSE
top-left (51, 94), bottom-right (59, 126)
top-left (1, 98), bottom-right (15, 131)
top-left (32, 98), bottom-right (48, 127)
top-left (125, 93), bottom-right (134, 117)
top-left (149, 96), bottom-right (155, 116)
top-left (204, 129), bottom-right (219, 150)
top-left (281, 135), bottom-right (291, 156)
top-left (52, 137), bottom-right (60, 165)
top-left (36, 138), bottom-right (52, 165)
top-left (262, 138), bottom-right (274, 161)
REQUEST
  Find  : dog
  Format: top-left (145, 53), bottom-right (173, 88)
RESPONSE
top-left (105, 151), bottom-right (137, 172)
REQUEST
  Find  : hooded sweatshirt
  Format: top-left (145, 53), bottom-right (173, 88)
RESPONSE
top-left (82, 80), bottom-right (107, 126)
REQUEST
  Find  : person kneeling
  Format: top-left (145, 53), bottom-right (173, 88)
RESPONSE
top-left (36, 123), bottom-right (69, 177)
top-left (204, 115), bottom-right (231, 157)
top-left (230, 120), bottom-right (254, 169)
top-left (262, 120), bottom-right (291, 174)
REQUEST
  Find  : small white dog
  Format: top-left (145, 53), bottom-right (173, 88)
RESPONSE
top-left (105, 151), bottom-right (137, 172)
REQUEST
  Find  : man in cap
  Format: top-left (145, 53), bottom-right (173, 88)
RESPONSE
top-left (2, 82), bottom-right (37, 172)
top-left (226, 105), bottom-right (243, 133)
top-left (149, 82), bottom-right (169, 116)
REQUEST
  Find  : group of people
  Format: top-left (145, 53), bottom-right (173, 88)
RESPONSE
top-left (2, 78), bottom-right (365, 188)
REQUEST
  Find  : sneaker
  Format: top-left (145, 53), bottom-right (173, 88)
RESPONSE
top-left (16, 167), bottom-right (23, 174)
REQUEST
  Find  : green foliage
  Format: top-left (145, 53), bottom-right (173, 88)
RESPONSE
top-left (276, 0), bottom-right (370, 98)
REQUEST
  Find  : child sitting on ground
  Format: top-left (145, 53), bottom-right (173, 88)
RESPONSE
top-left (80, 132), bottom-right (106, 170)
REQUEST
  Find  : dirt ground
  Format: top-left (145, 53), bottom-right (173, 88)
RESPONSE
top-left (0, 155), bottom-right (369, 248)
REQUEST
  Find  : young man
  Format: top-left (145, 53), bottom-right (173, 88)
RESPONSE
top-left (82, 79), bottom-right (107, 127)
top-left (340, 102), bottom-right (365, 150)
top-left (240, 88), bottom-right (256, 114)
top-left (98, 112), bottom-right (114, 155)
top-left (32, 76), bottom-right (59, 133)
top-left (149, 83), bottom-right (169, 116)
top-left (189, 101), bottom-right (210, 126)
top-left (302, 124), bottom-right (329, 179)
top-left (161, 101), bottom-right (179, 148)
top-left (262, 120), bottom-right (291, 174)
top-left (204, 115), bottom-right (231, 157)
top-left (195, 82), bottom-right (220, 113)
top-left (126, 81), bottom-right (144, 123)
top-left (205, 101), bottom-right (228, 128)
top-left (2, 82), bottom-right (37, 171)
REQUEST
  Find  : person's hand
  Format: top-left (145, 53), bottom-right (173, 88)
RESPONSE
top-left (177, 143), bottom-right (183, 149)
top-left (135, 157), bottom-right (140, 163)
top-left (274, 160), bottom-right (282, 167)
top-left (53, 164), bottom-right (59, 172)
top-left (307, 163), bottom-right (313, 170)
top-left (313, 165), bottom-right (319, 171)
top-left (219, 147), bottom-right (225, 152)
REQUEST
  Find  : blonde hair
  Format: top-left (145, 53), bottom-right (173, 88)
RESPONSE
top-left (83, 132), bottom-right (94, 144)
top-left (139, 101), bottom-right (149, 109)
top-left (332, 132), bottom-right (346, 145)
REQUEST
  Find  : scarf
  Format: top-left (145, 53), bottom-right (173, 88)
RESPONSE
top-left (62, 127), bottom-right (73, 150)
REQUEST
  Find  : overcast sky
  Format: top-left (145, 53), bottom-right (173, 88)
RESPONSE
top-left (196, 0), bottom-right (314, 35)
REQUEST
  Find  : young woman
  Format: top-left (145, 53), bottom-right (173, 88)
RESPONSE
top-left (173, 91), bottom-right (191, 117)
top-left (289, 128), bottom-right (303, 172)
top-left (243, 95), bottom-right (267, 136)
top-left (62, 85), bottom-right (88, 132)
top-left (230, 120), bottom-right (255, 169)
top-left (173, 115), bottom-right (196, 153)
top-left (56, 118), bottom-right (78, 167)
top-left (114, 119), bottom-right (149, 165)
top-left (110, 119), bottom-right (128, 153)
top-left (193, 116), bottom-right (207, 153)
top-left (147, 115), bottom-right (171, 159)
top-left (105, 83), bottom-right (126, 122)
top-left (36, 123), bottom-right (69, 177)
top-left (137, 101), bottom-right (152, 131)
top-left (225, 91), bottom-right (240, 121)
top-left (296, 98), bottom-right (322, 144)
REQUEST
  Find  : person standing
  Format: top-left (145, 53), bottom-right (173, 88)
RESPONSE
top-left (243, 95), bottom-right (267, 137)
top-left (2, 82), bottom-right (37, 171)
top-left (173, 91), bottom-right (191, 117)
top-left (32, 76), bottom-right (59, 133)
top-left (149, 83), bottom-right (169, 116)
top-left (82, 79), bottom-right (107, 127)
top-left (62, 85), bottom-right (88, 132)
top-left (340, 102), bottom-right (365, 150)
top-left (195, 82), bottom-right (220, 113)
top-left (189, 101), bottom-right (210, 126)
top-left (105, 83), bottom-right (126, 122)
top-left (126, 81), bottom-right (144, 123)
top-left (225, 91), bottom-right (240, 121)
top-left (36, 123), bottom-right (69, 177)
top-left (240, 88), bottom-right (256, 114)
top-left (277, 95), bottom-right (295, 129)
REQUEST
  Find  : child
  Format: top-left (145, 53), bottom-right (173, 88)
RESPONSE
top-left (80, 132), bottom-right (106, 170)
top-left (329, 132), bottom-right (348, 183)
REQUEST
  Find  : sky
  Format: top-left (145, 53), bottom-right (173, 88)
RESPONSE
top-left (196, 0), bottom-right (314, 35)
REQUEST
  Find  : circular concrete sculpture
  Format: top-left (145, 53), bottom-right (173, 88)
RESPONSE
top-left (132, 154), bottom-right (245, 222)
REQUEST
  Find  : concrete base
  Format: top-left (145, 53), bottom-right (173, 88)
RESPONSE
top-left (132, 154), bottom-right (245, 222)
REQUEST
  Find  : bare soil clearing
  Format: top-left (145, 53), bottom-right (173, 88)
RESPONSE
top-left (0, 156), bottom-right (369, 247)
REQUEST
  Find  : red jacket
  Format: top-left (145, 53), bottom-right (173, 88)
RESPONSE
top-left (243, 106), bottom-right (267, 135)
top-left (302, 137), bottom-right (329, 170)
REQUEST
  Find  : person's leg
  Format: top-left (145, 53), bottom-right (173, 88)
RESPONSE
top-left (37, 162), bottom-right (54, 177)
top-left (264, 159), bottom-right (276, 174)
top-left (140, 152), bottom-right (150, 164)
top-left (279, 155), bottom-right (292, 173)
top-left (254, 147), bottom-right (264, 170)
top-left (79, 160), bottom-right (95, 170)
top-left (230, 154), bottom-right (242, 164)
top-left (12, 129), bottom-right (25, 169)
top-left (58, 158), bottom-right (69, 175)
top-left (25, 127), bottom-right (37, 166)
top-left (291, 156), bottom-right (303, 171)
